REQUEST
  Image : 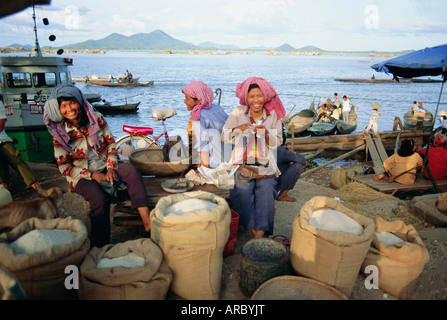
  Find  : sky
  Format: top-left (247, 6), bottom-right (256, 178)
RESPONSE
top-left (0, 0), bottom-right (446, 51)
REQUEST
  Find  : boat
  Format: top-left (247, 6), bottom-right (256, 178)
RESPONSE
top-left (335, 78), bottom-right (442, 83)
top-left (336, 107), bottom-right (358, 134)
top-left (92, 101), bottom-right (140, 114)
top-left (283, 102), bottom-right (318, 136)
top-left (403, 109), bottom-right (435, 132)
top-left (307, 122), bottom-right (337, 136)
top-left (72, 76), bottom-right (154, 87)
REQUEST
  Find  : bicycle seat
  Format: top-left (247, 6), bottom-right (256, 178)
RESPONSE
top-left (152, 109), bottom-right (176, 121)
top-left (122, 125), bottom-right (154, 135)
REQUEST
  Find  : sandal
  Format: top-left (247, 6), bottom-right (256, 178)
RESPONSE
top-left (272, 235), bottom-right (291, 246)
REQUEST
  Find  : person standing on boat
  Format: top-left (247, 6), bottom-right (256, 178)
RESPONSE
top-left (411, 101), bottom-right (418, 112)
top-left (182, 81), bottom-right (229, 169)
top-left (44, 84), bottom-right (151, 247)
top-left (363, 103), bottom-right (382, 137)
top-left (341, 95), bottom-right (351, 123)
top-left (332, 93), bottom-right (340, 108)
top-left (0, 101), bottom-right (42, 192)
top-left (222, 77), bottom-right (284, 239)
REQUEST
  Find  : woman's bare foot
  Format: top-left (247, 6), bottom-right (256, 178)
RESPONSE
top-left (277, 191), bottom-right (297, 202)
top-left (251, 229), bottom-right (265, 238)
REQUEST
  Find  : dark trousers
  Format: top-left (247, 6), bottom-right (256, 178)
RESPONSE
top-left (276, 163), bottom-right (302, 197)
top-left (75, 163), bottom-right (148, 248)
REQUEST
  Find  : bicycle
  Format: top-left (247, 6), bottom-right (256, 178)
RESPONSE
top-left (115, 108), bottom-right (177, 162)
top-left (115, 88), bottom-right (223, 162)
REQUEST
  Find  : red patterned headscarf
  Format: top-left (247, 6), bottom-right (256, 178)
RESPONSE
top-left (182, 81), bottom-right (215, 121)
top-left (235, 77), bottom-right (286, 119)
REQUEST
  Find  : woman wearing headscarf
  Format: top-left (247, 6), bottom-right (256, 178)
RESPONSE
top-left (222, 77), bottom-right (285, 238)
top-left (44, 84), bottom-right (151, 247)
top-left (182, 81), bottom-right (229, 169)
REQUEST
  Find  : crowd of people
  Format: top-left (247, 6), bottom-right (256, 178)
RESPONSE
top-left (3, 77), bottom-right (447, 247)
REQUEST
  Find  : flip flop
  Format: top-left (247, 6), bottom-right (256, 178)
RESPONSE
top-left (272, 235), bottom-right (291, 246)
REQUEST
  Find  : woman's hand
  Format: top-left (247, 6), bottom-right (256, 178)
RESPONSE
top-left (105, 169), bottom-right (118, 184)
top-left (91, 169), bottom-right (118, 184)
top-left (233, 123), bottom-right (252, 133)
top-left (253, 125), bottom-right (268, 137)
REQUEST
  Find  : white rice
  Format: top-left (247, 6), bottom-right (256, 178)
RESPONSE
top-left (9, 229), bottom-right (76, 255)
top-left (309, 209), bottom-right (364, 236)
top-left (375, 232), bottom-right (405, 246)
top-left (97, 252), bottom-right (145, 269)
top-left (165, 198), bottom-right (218, 215)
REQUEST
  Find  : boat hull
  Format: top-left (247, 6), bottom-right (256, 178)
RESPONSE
top-left (307, 122), bottom-right (337, 136)
top-left (403, 110), bottom-right (434, 132)
top-left (5, 127), bottom-right (54, 163)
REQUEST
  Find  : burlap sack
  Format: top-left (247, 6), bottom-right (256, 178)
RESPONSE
top-left (330, 166), bottom-right (347, 189)
top-left (290, 196), bottom-right (375, 297)
top-left (361, 217), bottom-right (430, 300)
top-left (150, 191), bottom-right (231, 300)
top-left (78, 238), bottom-right (172, 300)
top-left (0, 217), bottom-right (90, 300)
top-left (0, 267), bottom-right (26, 300)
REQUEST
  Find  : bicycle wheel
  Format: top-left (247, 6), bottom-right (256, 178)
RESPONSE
top-left (115, 135), bottom-right (162, 162)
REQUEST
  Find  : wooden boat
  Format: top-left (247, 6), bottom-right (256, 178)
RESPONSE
top-left (92, 101), bottom-right (140, 114)
top-left (335, 78), bottom-right (442, 83)
top-left (284, 102), bottom-right (318, 136)
top-left (307, 122), bottom-right (337, 136)
top-left (403, 109), bottom-right (435, 132)
top-left (336, 108), bottom-right (358, 134)
top-left (72, 76), bottom-right (154, 87)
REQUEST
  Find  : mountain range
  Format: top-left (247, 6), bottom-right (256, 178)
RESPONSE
top-left (59, 30), bottom-right (322, 51)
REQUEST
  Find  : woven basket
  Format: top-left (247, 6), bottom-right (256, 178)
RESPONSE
top-left (129, 148), bottom-right (191, 176)
top-left (223, 209), bottom-right (239, 257)
top-left (251, 276), bottom-right (349, 300)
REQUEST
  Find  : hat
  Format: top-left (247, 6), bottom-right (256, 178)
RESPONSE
top-left (439, 110), bottom-right (447, 117)
top-left (371, 103), bottom-right (382, 110)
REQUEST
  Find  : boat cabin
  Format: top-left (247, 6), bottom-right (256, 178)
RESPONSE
top-left (0, 56), bottom-right (73, 163)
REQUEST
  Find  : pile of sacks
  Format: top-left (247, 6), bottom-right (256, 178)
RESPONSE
top-left (290, 196), bottom-right (430, 299)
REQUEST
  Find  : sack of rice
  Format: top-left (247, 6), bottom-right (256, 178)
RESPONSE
top-left (0, 217), bottom-right (89, 300)
top-left (290, 196), bottom-right (375, 297)
top-left (329, 166), bottom-right (347, 189)
top-left (361, 217), bottom-right (430, 300)
top-left (78, 238), bottom-right (172, 300)
top-left (0, 267), bottom-right (26, 300)
top-left (150, 191), bottom-right (231, 300)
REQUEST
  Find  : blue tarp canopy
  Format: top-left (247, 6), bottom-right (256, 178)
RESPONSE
top-left (371, 44), bottom-right (447, 81)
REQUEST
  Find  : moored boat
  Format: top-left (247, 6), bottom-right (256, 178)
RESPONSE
top-left (92, 101), bottom-right (140, 114)
top-left (336, 107), bottom-right (358, 134)
top-left (283, 102), bottom-right (318, 136)
top-left (403, 109), bottom-right (435, 132)
top-left (307, 121), bottom-right (337, 136)
top-left (73, 76), bottom-right (154, 87)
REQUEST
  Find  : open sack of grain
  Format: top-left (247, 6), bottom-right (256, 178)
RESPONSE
top-left (150, 191), bottom-right (231, 300)
top-left (361, 217), bottom-right (430, 300)
top-left (78, 238), bottom-right (172, 300)
top-left (0, 217), bottom-right (90, 300)
top-left (290, 196), bottom-right (375, 297)
top-left (0, 267), bottom-right (26, 300)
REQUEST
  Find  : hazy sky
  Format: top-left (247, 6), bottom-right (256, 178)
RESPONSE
top-left (0, 0), bottom-right (446, 51)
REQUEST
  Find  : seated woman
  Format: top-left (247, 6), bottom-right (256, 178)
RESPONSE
top-left (222, 77), bottom-right (284, 238)
top-left (182, 81), bottom-right (229, 169)
top-left (44, 84), bottom-right (151, 248)
top-left (416, 133), bottom-right (447, 181)
top-left (373, 139), bottom-right (423, 184)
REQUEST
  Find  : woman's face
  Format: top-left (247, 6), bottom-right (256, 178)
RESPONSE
top-left (184, 93), bottom-right (200, 111)
top-left (247, 87), bottom-right (265, 114)
top-left (59, 98), bottom-right (81, 123)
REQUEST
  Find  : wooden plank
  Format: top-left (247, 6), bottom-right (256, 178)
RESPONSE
top-left (365, 135), bottom-right (385, 174)
top-left (373, 135), bottom-right (389, 163)
top-left (349, 174), bottom-right (447, 194)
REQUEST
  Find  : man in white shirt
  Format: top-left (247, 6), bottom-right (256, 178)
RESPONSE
top-left (0, 101), bottom-right (42, 191)
top-left (342, 95), bottom-right (351, 123)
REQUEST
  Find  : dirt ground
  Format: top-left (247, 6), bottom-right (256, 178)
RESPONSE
top-left (6, 161), bottom-right (447, 300)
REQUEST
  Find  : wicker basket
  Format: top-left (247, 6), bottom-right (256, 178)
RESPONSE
top-left (223, 210), bottom-right (239, 257)
top-left (251, 275), bottom-right (349, 300)
top-left (129, 148), bottom-right (191, 176)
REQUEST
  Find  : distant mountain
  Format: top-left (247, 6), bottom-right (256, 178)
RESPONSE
top-left (65, 30), bottom-right (197, 50)
top-left (297, 45), bottom-right (322, 51)
top-left (276, 43), bottom-right (295, 51)
top-left (198, 41), bottom-right (240, 50)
